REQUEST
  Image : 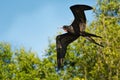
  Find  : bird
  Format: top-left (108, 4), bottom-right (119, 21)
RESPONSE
top-left (56, 4), bottom-right (103, 70)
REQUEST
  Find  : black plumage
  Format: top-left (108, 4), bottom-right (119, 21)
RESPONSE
top-left (56, 4), bottom-right (103, 70)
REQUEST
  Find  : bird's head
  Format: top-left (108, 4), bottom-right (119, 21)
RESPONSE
top-left (63, 26), bottom-right (68, 32)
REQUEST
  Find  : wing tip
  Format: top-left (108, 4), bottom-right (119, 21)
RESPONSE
top-left (70, 4), bottom-right (93, 11)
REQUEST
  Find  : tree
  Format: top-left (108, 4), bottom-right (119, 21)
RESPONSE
top-left (0, 42), bottom-right (59, 80)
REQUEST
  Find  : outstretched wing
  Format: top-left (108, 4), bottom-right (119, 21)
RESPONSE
top-left (70, 5), bottom-right (103, 47)
top-left (70, 5), bottom-right (93, 33)
top-left (56, 33), bottom-right (79, 69)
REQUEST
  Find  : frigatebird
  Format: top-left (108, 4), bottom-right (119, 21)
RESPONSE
top-left (56, 4), bottom-right (103, 69)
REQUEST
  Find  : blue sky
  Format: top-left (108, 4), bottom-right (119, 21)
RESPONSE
top-left (0, 0), bottom-right (96, 57)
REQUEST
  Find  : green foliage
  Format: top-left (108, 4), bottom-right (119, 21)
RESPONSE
top-left (0, 42), bottom-right (59, 80)
top-left (0, 0), bottom-right (120, 80)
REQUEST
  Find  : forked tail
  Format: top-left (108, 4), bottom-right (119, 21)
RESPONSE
top-left (80, 31), bottom-right (103, 47)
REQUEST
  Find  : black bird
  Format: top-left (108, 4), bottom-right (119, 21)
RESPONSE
top-left (56, 4), bottom-right (103, 70)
